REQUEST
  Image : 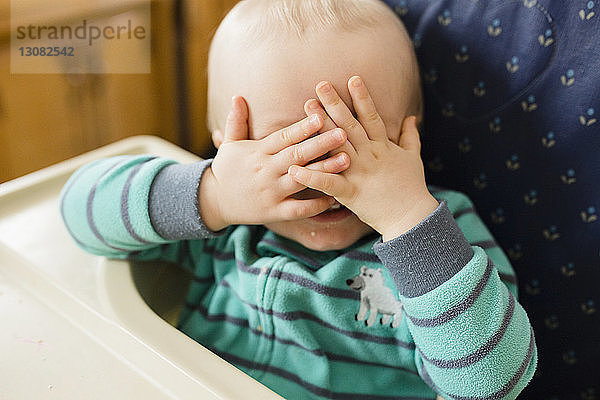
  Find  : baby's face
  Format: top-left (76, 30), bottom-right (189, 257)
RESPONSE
top-left (214, 25), bottom-right (416, 251)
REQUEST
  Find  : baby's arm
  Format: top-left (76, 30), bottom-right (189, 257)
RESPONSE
top-left (60, 155), bottom-right (185, 258)
top-left (290, 77), bottom-right (536, 398)
top-left (373, 192), bottom-right (536, 399)
top-left (59, 153), bottom-right (219, 269)
top-left (60, 97), bottom-right (348, 261)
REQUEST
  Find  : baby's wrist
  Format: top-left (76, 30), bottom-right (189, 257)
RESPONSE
top-left (380, 193), bottom-right (439, 242)
top-left (198, 167), bottom-right (228, 232)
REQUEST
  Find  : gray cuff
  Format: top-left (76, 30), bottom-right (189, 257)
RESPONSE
top-left (373, 201), bottom-right (473, 298)
top-left (148, 159), bottom-right (223, 240)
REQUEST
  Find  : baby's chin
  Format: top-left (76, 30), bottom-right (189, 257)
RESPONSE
top-left (265, 218), bottom-right (374, 252)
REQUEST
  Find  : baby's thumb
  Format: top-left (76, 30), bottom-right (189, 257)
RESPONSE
top-left (224, 96), bottom-right (250, 142)
top-left (399, 116), bottom-right (421, 153)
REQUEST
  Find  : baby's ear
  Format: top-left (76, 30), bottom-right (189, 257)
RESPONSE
top-left (212, 129), bottom-right (225, 149)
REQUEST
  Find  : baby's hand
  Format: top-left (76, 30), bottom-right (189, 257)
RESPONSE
top-left (200, 96), bottom-right (350, 231)
top-left (288, 77), bottom-right (439, 241)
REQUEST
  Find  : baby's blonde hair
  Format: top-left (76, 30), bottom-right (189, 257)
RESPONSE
top-left (207, 0), bottom-right (422, 133)
top-left (230, 0), bottom-right (396, 40)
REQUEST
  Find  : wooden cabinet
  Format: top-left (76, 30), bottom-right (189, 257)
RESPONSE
top-left (0, 0), bottom-right (243, 183)
top-left (0, 0), bottom-right (179, 182)
top-left (182, 0), bottom-right (240, 157)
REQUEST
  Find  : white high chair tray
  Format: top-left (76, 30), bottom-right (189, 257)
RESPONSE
top-left (0, 136), bottom-right (282, 400)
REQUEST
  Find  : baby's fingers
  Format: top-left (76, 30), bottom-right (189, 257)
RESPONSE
top-left (276, 128), bottom-right (347, 168)
top-left (276, 197), bottom-right (336, 221)
top-left (288, 165), bottom-right (346, 198)
top-left (262, 114), bottom-right (323, 154)
top-left (304, 99), bottom-right (337, 132)
top-left (277, 152), bottom-right (350, 198)
top-left (316, 81), bottom-right (367, 147)
top-left (347, 76), bottom-right (387, 141)
top-left (399, 116), bottom-right (421, 153)
top-left (305, 152), bottom-right (350, 174)
top-left (223, 96), bottom-right (250, 142)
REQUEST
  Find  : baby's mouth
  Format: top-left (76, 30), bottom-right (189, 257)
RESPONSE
top-left (292, 189), bottom-right (351, 220)
top-left (311, 200), bottom-right (352, 222)
top-left (328, 202), bottom-right (342, 211)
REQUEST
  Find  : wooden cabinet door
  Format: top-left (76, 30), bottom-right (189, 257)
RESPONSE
top-left (183, 0), bottom-right (241, 157)
top-left (0, 3), bottom-right (176, 183)
top-left (0, 47), bottom-right (90, 182)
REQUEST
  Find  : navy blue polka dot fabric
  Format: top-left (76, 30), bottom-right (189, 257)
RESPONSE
top-left (381, 0), bottom-right (600, 398)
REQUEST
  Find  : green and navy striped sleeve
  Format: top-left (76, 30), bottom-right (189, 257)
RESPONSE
top-left (59, 155), bottom-right (218, 263)
top-left (373, 192), bottom-right (537, 400)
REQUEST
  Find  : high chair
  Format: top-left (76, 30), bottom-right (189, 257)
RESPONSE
top-left (0, 135), bottom-right (283, 399)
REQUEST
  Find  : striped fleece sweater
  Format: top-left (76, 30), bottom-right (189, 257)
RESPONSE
top-left (59, 155), bottom-right (537, 400)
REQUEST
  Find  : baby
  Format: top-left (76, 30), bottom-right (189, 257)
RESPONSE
top-left (60, 0), bottom-right (537, 399)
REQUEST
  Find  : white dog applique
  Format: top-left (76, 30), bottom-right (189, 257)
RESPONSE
top-left (346, 266), bottom-right (403, 328)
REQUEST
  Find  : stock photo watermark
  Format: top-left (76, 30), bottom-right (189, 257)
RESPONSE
top-left (10, 1), bottom-right (151, 74)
